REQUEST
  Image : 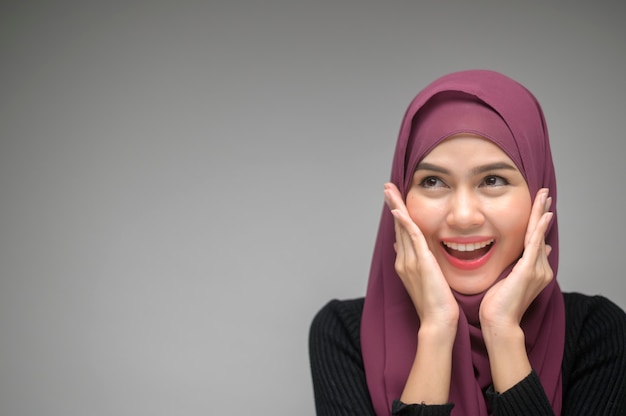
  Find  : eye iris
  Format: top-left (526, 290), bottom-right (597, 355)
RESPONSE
top-left (425, 177), bottom-right (438, 187)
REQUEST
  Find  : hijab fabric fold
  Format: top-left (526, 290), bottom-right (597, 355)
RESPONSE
top-left (361, 70), bottom-right (565, 415)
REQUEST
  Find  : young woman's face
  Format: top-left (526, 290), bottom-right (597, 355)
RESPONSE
top-left (406, 134), bottom-right (531, 295)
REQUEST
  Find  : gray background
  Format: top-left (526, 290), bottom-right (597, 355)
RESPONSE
top-left (1, 1), bottom-right (624, 415)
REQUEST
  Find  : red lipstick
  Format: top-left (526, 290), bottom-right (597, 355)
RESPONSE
top-left (440, 237), bottom-right (495, 271)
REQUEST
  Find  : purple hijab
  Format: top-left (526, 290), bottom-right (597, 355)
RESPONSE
top-left (361, 70), bottom-right (565, 415)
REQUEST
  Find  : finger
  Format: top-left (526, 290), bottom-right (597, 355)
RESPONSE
top-left (385, 184), bottom-right (425, 266)
top-left (385, 183), bottom-right (415, 260)
top-left (524, 188), bottom-right (548, 245)
top-left (530, 213), bottom-right (554, 284)
top-left (511, 210), bottom-right (553, 281)
top-left (392, 209), bottom-right (407, 260)
top-left (386, 183), bottom-right (404, 253)
top-left (384, 183), bottom-right (410, 216)
top-left (391, 208), bottom-right (429, 258)
top-left (391, 215), bottom-right (414, 280)
top-left (525, 188), bottom-right (549, 247)
top-left (545, 244), bottom-right (552, 257)
top-left (393, 210), bottom-right (417, 263)
top-left (391, 206), bottom-right (420, 275)
top-left (523, 211), bottom-right (554, 261)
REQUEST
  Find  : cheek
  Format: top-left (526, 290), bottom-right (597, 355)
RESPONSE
top-left (506, 216), bottom-right (529, 250)
top-left (496, 199), bottom-right (531, 252)
top-left (406, 194), bottom-right (443, 238)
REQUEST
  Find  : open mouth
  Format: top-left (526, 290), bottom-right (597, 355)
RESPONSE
top-left (442, 239), bottom-right (494, 261)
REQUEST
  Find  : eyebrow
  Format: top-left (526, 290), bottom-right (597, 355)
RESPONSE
top-left (415, 161), bottom-right (519, 175)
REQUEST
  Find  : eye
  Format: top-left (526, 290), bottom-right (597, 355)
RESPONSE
top-left (419, 176), bottom-right (447, 189)
top-left (481, 175), bottom-right (509, 187)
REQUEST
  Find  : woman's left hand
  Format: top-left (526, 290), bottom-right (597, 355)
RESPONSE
top-left (479, 188), bottom-right (554, 330)
top-left (479, 188), bottom-right (554, 392)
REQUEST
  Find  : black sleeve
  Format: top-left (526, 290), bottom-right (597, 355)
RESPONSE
top-left (391, 400), bottom-right (454, 415)
top-left (561, 293), bottom-right (626, 415)
top-left (486, 370), bottom-right (554, 415)
top-left (309, 299), bottom-right (377, 416)
top-left (487, 293), bottom-right (626, 415)
top-left (309, 299), bottom-right (455, 416)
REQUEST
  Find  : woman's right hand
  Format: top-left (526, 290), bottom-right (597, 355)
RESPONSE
top-left (385, 183), bottom-right (458, 405)
top-left (384, 183), bottom-right (459, 333)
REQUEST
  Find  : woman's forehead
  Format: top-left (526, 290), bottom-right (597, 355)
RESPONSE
top-left (419, 134), bottom-right (520, 170)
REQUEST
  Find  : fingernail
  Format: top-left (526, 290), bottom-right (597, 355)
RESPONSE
top-left (546, 244), bottom-right (552, 256)
top-left (545, 196), bottom-right (552, 211)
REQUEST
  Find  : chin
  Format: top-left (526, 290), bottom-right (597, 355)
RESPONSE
top-left (445, 272), bottom-right (499, 296)
top-left (450, 285), bottom-right (489, 296)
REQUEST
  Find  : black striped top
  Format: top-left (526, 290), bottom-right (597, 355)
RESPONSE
top-left (309, 292), bottom-right (626, 415)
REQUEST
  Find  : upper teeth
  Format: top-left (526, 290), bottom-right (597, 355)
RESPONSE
top-left (443, 239), bottom-right (494, 252)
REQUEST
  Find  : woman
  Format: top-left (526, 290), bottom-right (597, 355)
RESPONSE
top-left (309, 70), bottom-right (626, 415)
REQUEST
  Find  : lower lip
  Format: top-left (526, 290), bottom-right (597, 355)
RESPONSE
top-left (441, 244), bottom-right (494, 271)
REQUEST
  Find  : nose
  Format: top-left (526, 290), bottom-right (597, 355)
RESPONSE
top-left (446, 189), bottom-right (485, 230)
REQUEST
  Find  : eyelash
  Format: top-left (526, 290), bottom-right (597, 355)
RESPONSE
top-left (419, 176), bottom-right (446, 188)
top-left (482, 175), bottom-right (510, 187)
top-left (418, 175), bottom-right (510, 188)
